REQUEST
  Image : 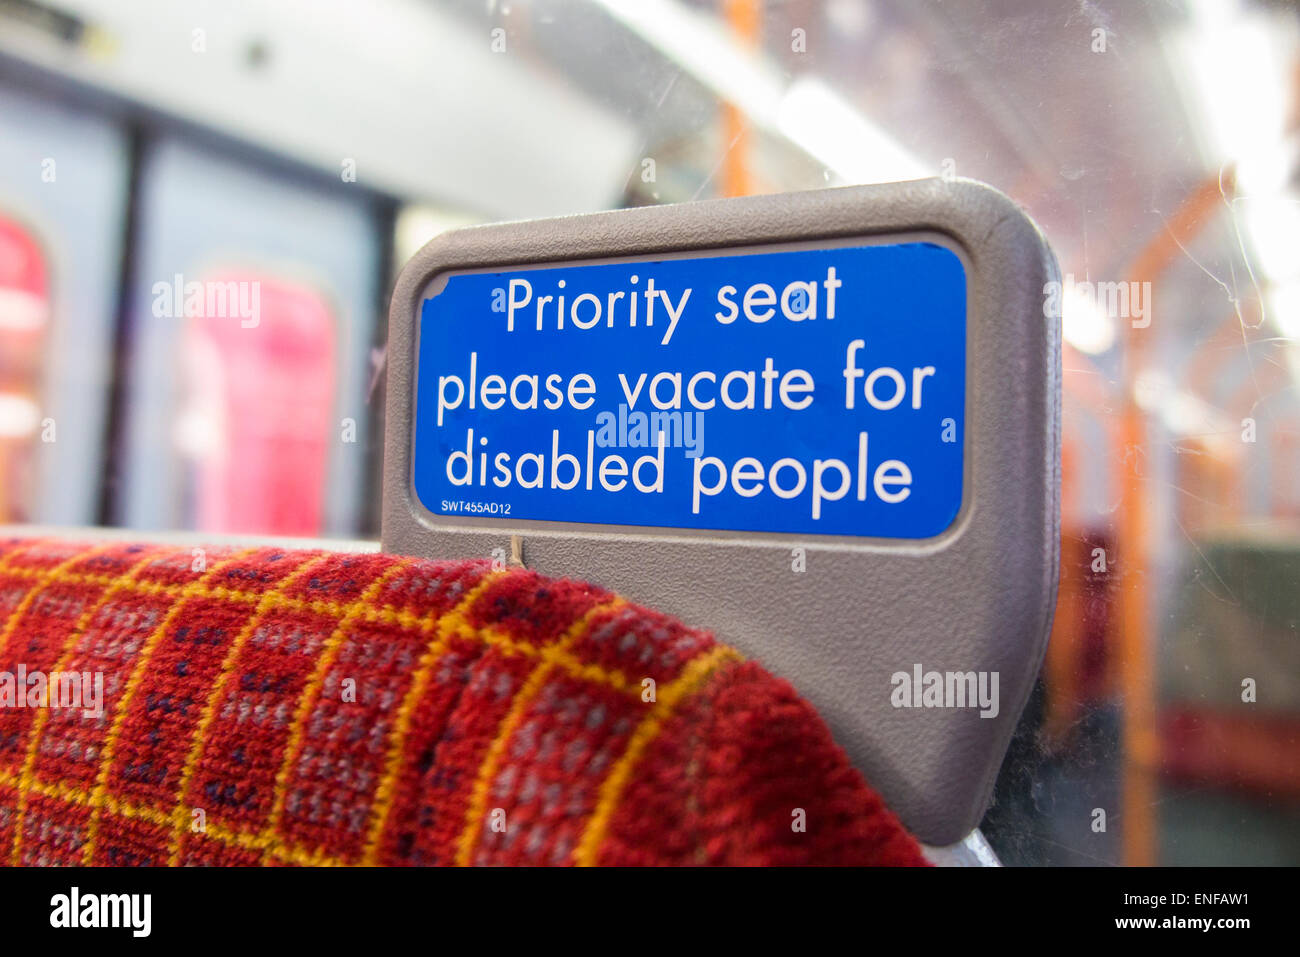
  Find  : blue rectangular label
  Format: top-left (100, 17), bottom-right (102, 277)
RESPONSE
top-left (413, 241), bottom-right (965, 539)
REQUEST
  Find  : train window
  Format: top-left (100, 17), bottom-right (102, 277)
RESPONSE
top-left (0, 83), bottom-right (129, 526)
top-left (0, 214), bottom-right (47, 522)
top-left (175, 271), bottom-right (337, 536)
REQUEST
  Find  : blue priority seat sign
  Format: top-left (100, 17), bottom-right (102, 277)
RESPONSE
top-left (384, 180), bottom-right (1061, 846)
top-left (413, 241), bottom-right (966, 540)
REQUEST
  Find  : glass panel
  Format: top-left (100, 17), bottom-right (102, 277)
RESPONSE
top-left (0, 82), bottom-right (129, 525)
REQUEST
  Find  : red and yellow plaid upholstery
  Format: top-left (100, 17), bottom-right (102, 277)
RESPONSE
top-left (0, 536), bottom-right (926, 866)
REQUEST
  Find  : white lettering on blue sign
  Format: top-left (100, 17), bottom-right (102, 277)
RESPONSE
top-left (413, 242), bottom-right (965, 539)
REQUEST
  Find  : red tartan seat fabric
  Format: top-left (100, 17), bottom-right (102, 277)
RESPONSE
top-left (0, 536), bottom-right (927, 866)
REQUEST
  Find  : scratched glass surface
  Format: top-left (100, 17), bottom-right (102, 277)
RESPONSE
top-left (1, 0), bottom-right (1296, 864)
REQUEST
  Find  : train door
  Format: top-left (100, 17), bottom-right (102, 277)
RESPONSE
top-left (114, 136), bottom-right (384, 537)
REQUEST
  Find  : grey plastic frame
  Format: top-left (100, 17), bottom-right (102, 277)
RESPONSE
top-left (382, 178), bottom-right (1061, 845)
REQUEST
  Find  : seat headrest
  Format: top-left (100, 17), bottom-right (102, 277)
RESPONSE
top-left (0, 537), bottom-right (925, 866)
